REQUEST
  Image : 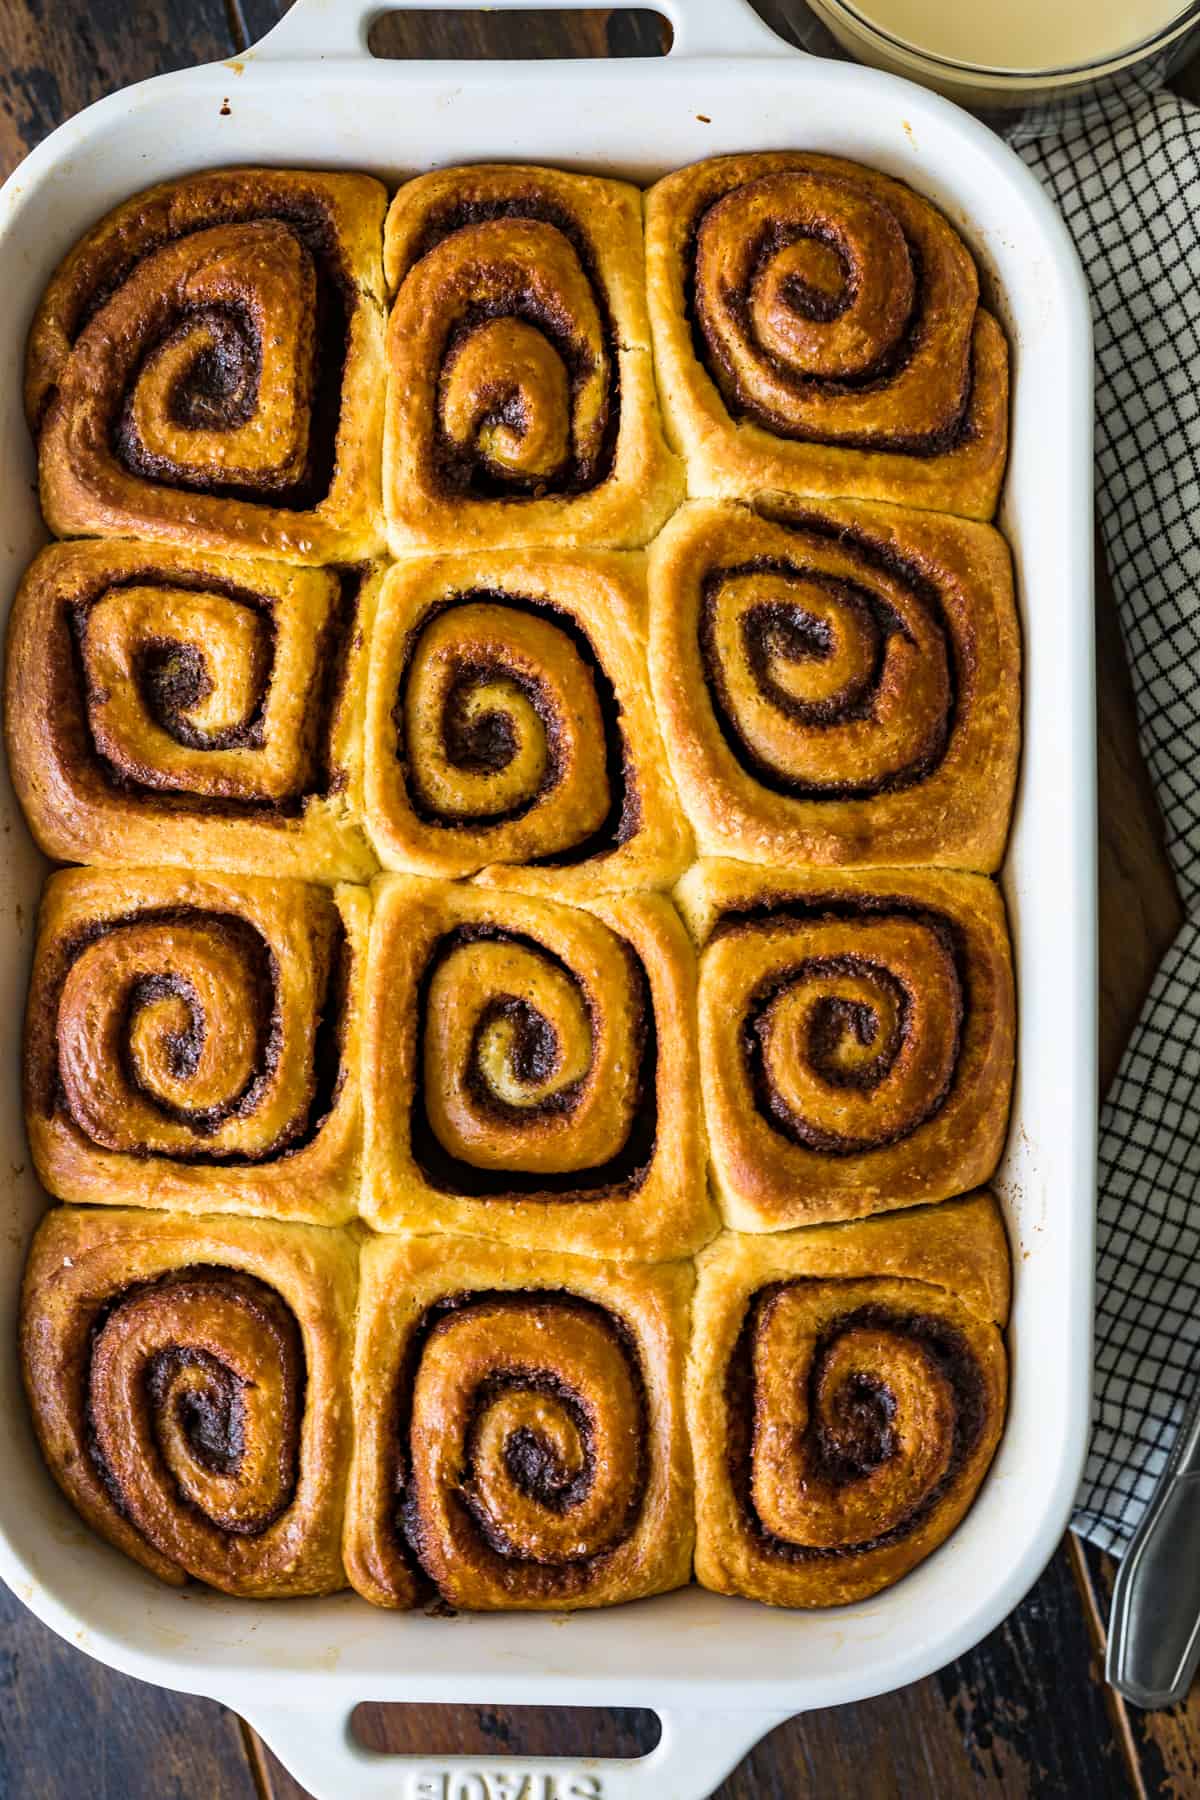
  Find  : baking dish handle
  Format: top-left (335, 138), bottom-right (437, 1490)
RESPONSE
top-left (247, 0), bottom-right (800, 63)
top-left (241, 1699), bottom-right (793, 1800)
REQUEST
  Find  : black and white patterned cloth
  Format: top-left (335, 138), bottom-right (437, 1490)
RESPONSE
top-left (786, 5), bottom-right (1200, 1557)
top-left (1018, 89), bottom-right (1200, 1555)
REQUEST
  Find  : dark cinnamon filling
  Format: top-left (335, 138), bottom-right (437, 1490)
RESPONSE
top-left (425, 657), bottom-right (561, 825)
top-left (149, 1344), bottom-right (245, 1477)
top-left (389, 1291), bottom-right (648, 1598)
top-left (467, 996), bottom-right (575, 1121)
top-left (465, 1371), bottom-right (599, 1552)
top-left (725, 1285), bottom-right (987, 1561)
top-left (434, 298), bottom-right (608, 498)
top-left (89, 201), bottom-right (354, 509)
top-left (442, 668), bottom-right (527, 776)
top-left (700, 552), bottom-right (953, 801)
top-left (43, 904), bottom-right (350, 1165)
top-left (63, 564), bottom-right (364, 818)
top-left (126, 967), bottom-right (205, 1077)
top-left (164, 302), bottom-right (261, 430)
top-left (404, 195), bottom-right (622, 499)
top-left (685, 197), bottom-right (979, 455)
top-left (312, 566), bottom-right (367, 799)
top-left (394, 590), bottom-right (641, 855)
top-left (501, 1405), bottom-right (592, 1514)
top-left (134, 627), bottom-right (269, 754)
top-left (715, 895), bottom-right (965, 1155)
top-left (84, 1266), bottom-right (305, 1542)
top-left (114, 923), bottom-right (276, 1136)
top-left (744, 953), bottom-right (919, 1154)
top-left (410, 924), bottom-right (657, 1199)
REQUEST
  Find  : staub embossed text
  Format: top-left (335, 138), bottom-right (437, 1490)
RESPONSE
top-left (410, 1775), bottom-right (604, 1800)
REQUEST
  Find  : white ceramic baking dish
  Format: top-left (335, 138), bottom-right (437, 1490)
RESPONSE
top-left (0, 2), bottom-right (1097, 1794)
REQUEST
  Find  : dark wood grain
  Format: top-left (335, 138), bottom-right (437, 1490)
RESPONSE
top-left (0, 0), bottom-right (233, 173)
top-left (367, 8), bottom-right (671, 59)
top-left (0, 1581), bottom-right (259, 1800)
top-left (1073, 1539), bottom-right (1200, 1800)
top-left (0, 2), bottom-right (1189, 1797)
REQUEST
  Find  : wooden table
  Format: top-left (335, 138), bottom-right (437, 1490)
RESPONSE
top-left (0, 3), bottom-right (1193, 1794)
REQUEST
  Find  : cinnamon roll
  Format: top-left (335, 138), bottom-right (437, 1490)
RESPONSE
top-left (363, 548), bottom-right (691, 897)
top-left (5, 540), bottom-right (381, 882)
top-left (344, 1234), bottom-right (693, 1609)
top-left (361, 877), bottom-right (713, 1261)
top-left (648, 499), bottom-right (1020, 871)
top-left (689, 1190), bottom-right (1009, 1606)
top-left (28, 168), bottom-right (387, 563)
top-left (383, 164), bottom-right (682, 552)
top-left (20, 1205), bottom-right (357, 1595)
top-left (675, 861), bottom-right (1014, 1229)
top-left (645, 153), bottom-right (1009, 520)
top-left (25, 867), bottom-right (367, 1223)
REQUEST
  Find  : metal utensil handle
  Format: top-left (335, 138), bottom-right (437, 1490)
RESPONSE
top-left (248, 0), bottom-right (796, 61)
top-left (1107, 1377), bottom-right (1200, 1708)
top-left (242, 1701), bottom-right (791, 1800)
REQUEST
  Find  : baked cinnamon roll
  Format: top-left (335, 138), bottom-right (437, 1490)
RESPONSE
top-left (362, 877), bottom-right (713, 1261)
top-left (5, 540), bottom-right (380, 882)
top-left (28, 168), bottom-right (387, 563)
top-left (676, 861), bottom-right (1014, 1229)
top-left (645, 153), bottom-right (1009, 520)
top-left (344, 1234), bottom-right (693, 1609)
top-left (364, 548), bottom-right (691, 897)
top-left (383, 164), bottom-right (682, 551)
top-left (24, 867), bottom-right (366, 1223)
top-left (648, 499), bottom-right (1020, 870)
top-left (689, 1190), bottom-right (1009, 1605)
top-left (20, 1205), bottom-right (357, 1595)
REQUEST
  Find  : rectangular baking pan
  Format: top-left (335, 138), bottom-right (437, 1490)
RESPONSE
top-left (0, 3), bottom-right (1097, 1795)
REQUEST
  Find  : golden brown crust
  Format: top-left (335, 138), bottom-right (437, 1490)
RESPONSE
top-left (363, 547), bottom-right (692, 898)
top-left (29, 168), bottom-right (387, 564)
top-left (24, 867), bottom-right (367, 1224)
top-left (675, 861), bottom-right (1015, 1228)
top-left (4, 539), bottom-right (381, 883)
top-left (688, 1191), bottom-right (1009, 1606)
top-left (343, 1232), bottom-right (694, 1610)
top-left (645, 154), bottom-right (1009, 520)
top-left (647, 499), bottom-right (1020, 870)
top-left (20, 1205), bottom-right (357, 1596)
top-left (383, 164), bottom-right (682, 551)
top-left (361, 876), bottom-right (714, 1261)
top-left (11, 150), bottom-right (1023, 1617)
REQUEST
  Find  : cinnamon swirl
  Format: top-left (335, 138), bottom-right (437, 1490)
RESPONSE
top-left (24, 868), bottom-right (367, 1223)
top-left (361, 877), bottom-right (713, 1261)
top-left (645, 153), bottom-right (1009, 520)
top-left (648, 499), bottom-right (1020, 870)
top-left (383, 164), bottom-right (682, 551)
top-left (343, 1234), bottom-right (693, 1609)
top-left (28, 168), bottom-right (387, 563)
top-left (689, 1190), bottom-right (1009, 1605)
top-left (20, 1205), bottom-right (357, 1595)
top-left (676, 861), bottom-right (1015, 1229)
top-left (5, 540), bottom-right (380, 882)
top-left (363, 548), bottom-right (691, 897)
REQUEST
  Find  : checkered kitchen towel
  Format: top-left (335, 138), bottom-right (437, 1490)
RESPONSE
top-left (788, 5), bottom-right (1200, 1554)
top-left (1017, 89), bottom-right (1200, 1555)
